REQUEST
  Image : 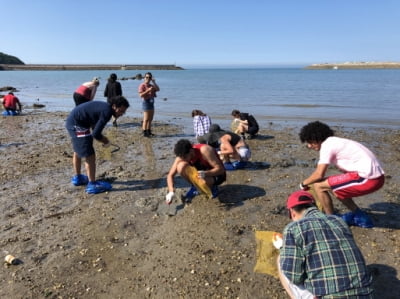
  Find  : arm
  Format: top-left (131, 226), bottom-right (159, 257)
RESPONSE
top-left (138, 83), bottom-right (153, 98)
top-left (302, 163), bottom-right (329, 186)
top-left (117, 82), bottom-right (122, 96)
top-left (166, 158), bottom-right (179, 192)
top-left (91, 110), bottom-right (112, 142)
top-left (104, 84), bottom-right (108, 97)
top-left (151, 79), bottom-right (160, 91)
top-left (200, 146), bottom-right (225, 177)
top-left (218, 135), bottom-right (235, 155)
top-left (280, 230), bottom-right (307, 285)
top-left (16, 99), bottom-right (22, 112)
top-left (90, 85), bottom-right (97, 100)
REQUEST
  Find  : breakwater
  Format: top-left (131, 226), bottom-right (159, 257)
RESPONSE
top-left (305, 62), bottom-right (400, 70)
top-left (0, 64), bottom-right (184, 71)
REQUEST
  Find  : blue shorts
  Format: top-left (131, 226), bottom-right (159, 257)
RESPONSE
top-left (67, 127), bottom-right (95, 158)
top-left (142, 98), bottom-right (155, 111)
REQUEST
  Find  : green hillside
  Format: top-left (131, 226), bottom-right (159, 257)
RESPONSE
top-left (0, 52), bottom-right (24, 64)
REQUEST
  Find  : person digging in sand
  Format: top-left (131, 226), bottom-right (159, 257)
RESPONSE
top-left (66, 96), bottom-right (130, 194)
top-left (298, 121), bottom-right (385, 228)
top-left (165, 139), bottom-right (226, 204)
top-left (275, 190), bottom-right (373, 298)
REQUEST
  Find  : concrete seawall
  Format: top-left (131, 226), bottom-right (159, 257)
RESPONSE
top-left (305, 62), bottom-right (400, 69)
top-left (0, 64), bottom-right (184, 71)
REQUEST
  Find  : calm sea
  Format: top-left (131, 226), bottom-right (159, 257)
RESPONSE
top-left (1, 68), bottom-right (399, 131)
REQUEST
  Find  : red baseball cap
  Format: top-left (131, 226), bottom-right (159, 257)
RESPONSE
top-left (287, 190), bottom-right (315, 209)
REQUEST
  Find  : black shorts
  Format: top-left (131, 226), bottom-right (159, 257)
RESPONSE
top-left (73, 92), bottom-right (90, 106)
top-left (247, 126), bottom-right (259, 135)
top-left (214, 172), bottom-right (227, 186)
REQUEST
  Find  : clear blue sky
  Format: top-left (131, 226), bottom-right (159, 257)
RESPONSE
top-left (2, 0), bottom-right (399, 67)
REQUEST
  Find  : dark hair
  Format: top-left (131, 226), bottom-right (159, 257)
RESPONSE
top-left (109, 73), bottom-right (117, 81)
top-left (192, 110), bottom-right (206, 117)
top-left (174, 139), bottom-right (192, 157)
top-left (145, 72), bottom-right (152, 79)
top-left (231, 109), bottom-right (240, 117)
top-left (299, 121), bottom-right (334, 143)
top-left (290, 203), bottom-right (315, 218)
top-left (109, 95), bottom-right (130, 108)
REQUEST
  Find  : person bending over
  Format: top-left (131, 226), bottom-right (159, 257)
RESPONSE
top-left (231, 109), bottom-right (259, 139)
top-left (192, 109), bottom-right (212, 141)
top-left (299, 121), bottom-right (384, 228)
top-left (276, 190), bottom-right (373, 299)
top-left (2, 92), bottom-right (22, 115)
top-left (202, 124), bottom-right (251, 170)
top-left (66, 96), bottom-right (129, 194)
top-left (166, 139), bottom-right (226, 203)
top-left (73, 77), bottom-right (100, 106)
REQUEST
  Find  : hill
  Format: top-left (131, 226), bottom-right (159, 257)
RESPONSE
top-left (0, 52), bottom-right (24, 64)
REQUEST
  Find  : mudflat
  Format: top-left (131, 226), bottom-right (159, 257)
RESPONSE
top-left (1, 112), bottom-right (399, 298)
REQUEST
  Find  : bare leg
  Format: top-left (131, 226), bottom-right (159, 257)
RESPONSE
top-left (147, 110), bottom-right (154, 131)
top-left (341, 198), bottom-right (359, 212)
top-left (313, 180), bottom-right (335, 214)
top-left (142, 111), bottom-right (149, 131)
top-left (85, 154), bottom-right (96, 182)
top-left (73, 152), bottom-right (82, 175)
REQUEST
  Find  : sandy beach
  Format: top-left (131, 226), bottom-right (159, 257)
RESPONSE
top-left (0, 111), bottom-right (399, 298)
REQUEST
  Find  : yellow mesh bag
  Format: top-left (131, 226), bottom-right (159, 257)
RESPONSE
top-left (183, 165), bottom-right (212, 199)
top-left (254, 231), bottom-right (280, 278)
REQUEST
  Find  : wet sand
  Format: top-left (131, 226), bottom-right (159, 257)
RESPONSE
top-left (0, 111), bottom-right (399, 298)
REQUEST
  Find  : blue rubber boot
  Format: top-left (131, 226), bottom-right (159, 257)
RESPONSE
top-left (185, 186), bottom-right (199, 199)
top-left (86, 181), bottom-right (112, 194)
top-left (71, 174), bottom-right (89, 186)
top-left (353, 209), bottom-right (374, 228)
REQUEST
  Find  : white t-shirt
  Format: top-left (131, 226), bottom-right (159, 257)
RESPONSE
top-left (319, 136), bottom-right (384, 179)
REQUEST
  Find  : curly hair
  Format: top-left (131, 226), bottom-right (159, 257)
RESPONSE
top-left (174, 139), bottom-right (192, 157)
top-left (299, 121), bottom-right (334, 143)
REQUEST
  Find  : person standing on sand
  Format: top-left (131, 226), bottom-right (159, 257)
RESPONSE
top-left (298, 121), bottom-right (385, 228)
top-left (275, 190), bottom-right (373, 299)
top-left (166, 139), bottom-right (226, 204)
top-left (138, 72), bottom-right (159, 137)
top-left (73, 77), bottom-right (100, 106)
top-left (104, 73), bottom-right (123, 127)
top-left (66, 96), bottom-right (129, 194)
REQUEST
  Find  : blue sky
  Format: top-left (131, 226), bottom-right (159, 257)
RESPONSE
top-left (2, 0), bottom-right (399, 67)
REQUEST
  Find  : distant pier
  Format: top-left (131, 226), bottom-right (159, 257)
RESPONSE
top-left (305, 62), bottom-right (400, 70)
top-left (0, 64), bottom-right (184, 71)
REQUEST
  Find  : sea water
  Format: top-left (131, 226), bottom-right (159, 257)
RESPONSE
top-left (1, 68), bottom-right (399, 132)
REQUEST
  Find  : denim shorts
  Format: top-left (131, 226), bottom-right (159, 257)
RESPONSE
top-left (142, 98), bottom-right (155, 111)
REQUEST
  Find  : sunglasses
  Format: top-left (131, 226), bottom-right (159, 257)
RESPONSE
top-left (145, 76), bottom-right (152, 79)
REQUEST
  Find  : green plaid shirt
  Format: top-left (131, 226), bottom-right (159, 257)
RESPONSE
top-left (280, 207), bottom-right (373, 298)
